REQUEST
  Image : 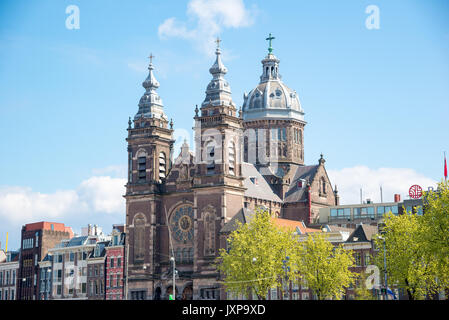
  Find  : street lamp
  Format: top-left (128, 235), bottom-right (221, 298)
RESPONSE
top-left (282, 256), bottom-right (290, 300)
top-left (170, 256), bottom-right (176, 300)
top-left (378, 236), bottom-right (388, 300)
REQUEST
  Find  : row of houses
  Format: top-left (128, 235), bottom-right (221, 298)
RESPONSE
top-left (0, 222), bottom-right (126, 300)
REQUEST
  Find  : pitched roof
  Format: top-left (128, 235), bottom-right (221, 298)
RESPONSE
top-left (219, 209), bottom-right (321, 235)
top-left (242, 162), bottom-right (281, 203)
top-left (284, 165), bottom-right (319, 203)
top-left (272, 218), bottom-right (321, 234)
top-left (220, 208), bottom-right (255, 234)
top-left (347, 224), bottom-right (378, 242)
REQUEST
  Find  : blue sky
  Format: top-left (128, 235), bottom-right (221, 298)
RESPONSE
top-left (1, 0), bottom-right (448, 250)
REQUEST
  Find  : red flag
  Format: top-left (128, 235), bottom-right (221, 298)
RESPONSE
top-left (445, 153), bottom-right (448, 181)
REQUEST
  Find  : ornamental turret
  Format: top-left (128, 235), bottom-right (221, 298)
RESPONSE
top-left (134, 54), bottom-right (168, 121)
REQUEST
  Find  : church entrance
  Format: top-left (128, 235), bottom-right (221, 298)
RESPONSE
top-left (182, 285), bottom-right (193, 300)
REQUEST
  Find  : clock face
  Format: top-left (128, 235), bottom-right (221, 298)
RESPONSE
top-left (170, 205), bottom-right (194, 243)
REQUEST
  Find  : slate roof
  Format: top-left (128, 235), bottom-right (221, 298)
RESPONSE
top-left (284, 165), bottom-right (320, 203)
top-left (242, 162), bottom-right (282, 203)
top-left (41, 253), bottom-right (53, 262)
top-left (67, 236), bottom-right (89, 247)
top-left (220, 208), bottom-right (255, 234)
top-left (89, 241), bottom-right (110, 258)
top-left (346, 224), bottom-right (378, 243)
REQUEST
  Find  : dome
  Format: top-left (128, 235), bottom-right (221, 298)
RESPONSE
top-left (242, 53), bottom-right (304, 122)
top-left (134, 59), bottom-right (168, 121)
top-left (202, 45), bottom-right (235, 108)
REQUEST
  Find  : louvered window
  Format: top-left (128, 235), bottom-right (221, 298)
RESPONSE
top-left (138, 157), bottom-right (146, 182)
top-left (159, 152), bottom-right (166, 182)
top-left (229, 142), bottom-right (235, 175)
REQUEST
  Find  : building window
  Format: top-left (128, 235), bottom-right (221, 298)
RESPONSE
top-left (321, 177), bottom-right (326, 195)
top-left (110, 258), bottom-right (114, 268)
top-left (35, 232), bottom-right (39, 248)
top-left (270, 287), bottom-right (278, 300)
top-left (228, 141), bottom-right (235, 176)
top-left (117, 257), bottom-right (122, 267)
top-left (138, 156), bottom-right (146, 182)
top-left (355, 252), bottom-right (362, 266)
top-left (364, 252), bottom-right (371, 266)
top-left (206, 141), bottom-right (215, 175)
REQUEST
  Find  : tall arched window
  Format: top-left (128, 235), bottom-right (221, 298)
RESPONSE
top-left (228, 141), bottom-right (235, 175)
top-left (133, 215), bottom-right (146, 262)
top-left (205, 140), bottom-right (215, 174)
top-left (203, 212), bottom-right (216, 256)
top-left (159, 152), bottom-right (166, 183)
top-left (321, 177), bottom-right (326, 195)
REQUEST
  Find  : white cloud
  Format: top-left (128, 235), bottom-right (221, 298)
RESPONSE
top-left (158, 0), bottom-right (256, 55)
top-left (0, 175), bottom-right (126, 227)
top-left (327, 166), bottom-right (438, 205)
top-left (78, 176), bottom-right (126, 214)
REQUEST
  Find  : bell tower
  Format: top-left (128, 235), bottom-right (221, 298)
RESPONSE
top-left (191, 39), bottom-right (246, 298)
top-left (125, 55), bottom-right (174, 299)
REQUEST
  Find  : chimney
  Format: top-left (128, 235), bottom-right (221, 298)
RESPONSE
top-left (394, 194), bottom-right (401, 202)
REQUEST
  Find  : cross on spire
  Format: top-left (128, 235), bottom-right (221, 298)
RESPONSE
top-left (215, 37), bottom-right (221, 50)
top-left (148, 53), bottom-right (155, 64)
top-left (266, 33), bottom-right (275, 54)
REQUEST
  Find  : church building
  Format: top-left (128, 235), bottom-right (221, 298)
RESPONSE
top-left (124, 36), bottom-right (339, 300)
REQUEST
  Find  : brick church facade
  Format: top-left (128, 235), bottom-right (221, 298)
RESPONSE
top-left (124, 39), bottom-right (339, 300)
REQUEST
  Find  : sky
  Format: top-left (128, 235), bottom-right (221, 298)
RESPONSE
top-left (0, 0), bottom-right (448, 250)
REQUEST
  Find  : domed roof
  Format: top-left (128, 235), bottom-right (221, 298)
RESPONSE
top-left (202, 42), bottom-right (235, 108)
top-left (134, 56), bottom-right (168, 121)
top-left (242, 52), bottom-right (304, 122)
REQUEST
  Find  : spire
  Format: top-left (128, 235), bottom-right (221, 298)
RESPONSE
top-left (134, 53), bottom-right (167, 121)
top-left (260, 33), bottom-right (280, 83)
top-left (202, 38), bottom-right (234, 108)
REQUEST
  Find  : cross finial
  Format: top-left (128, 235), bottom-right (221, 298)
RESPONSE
top-left (266, 33), bottom-right (275, 54)
top-left (148, 53), bottom-right (155, 64)
top-left (215, 37), bottom-right (221, 50)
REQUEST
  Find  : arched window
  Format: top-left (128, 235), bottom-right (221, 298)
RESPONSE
top-left (136, 150), bottom-right (147, 183)
top-left (228, 141), bottom-right (235, 175)
top-left (321, 177), bottom-right (326, 195)
top-left (159, 152), bottom-right (166, 183)
top-left (205, 140), bottom-right (215, 174)
top-left (133, 215), bottom-right (146, 262)
top-left (182, 248), bottom-right (189, 263)
top-left (203, 212), bottom-right (216, 256)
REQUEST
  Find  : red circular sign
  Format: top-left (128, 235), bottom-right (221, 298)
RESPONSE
top-left (409, 185), bottom-right (422, 199)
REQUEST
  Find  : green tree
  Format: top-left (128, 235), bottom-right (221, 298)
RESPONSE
top-left (215, 208), bottom-right (295, 300)
top-left (373, 211), bottom-right (440, 300)
top-left (292, 233), bottom-right (356, 300)
top-left (421, 180), bottom-right (449, 295)
top-left (354, 271), bottom-right (376, 300)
